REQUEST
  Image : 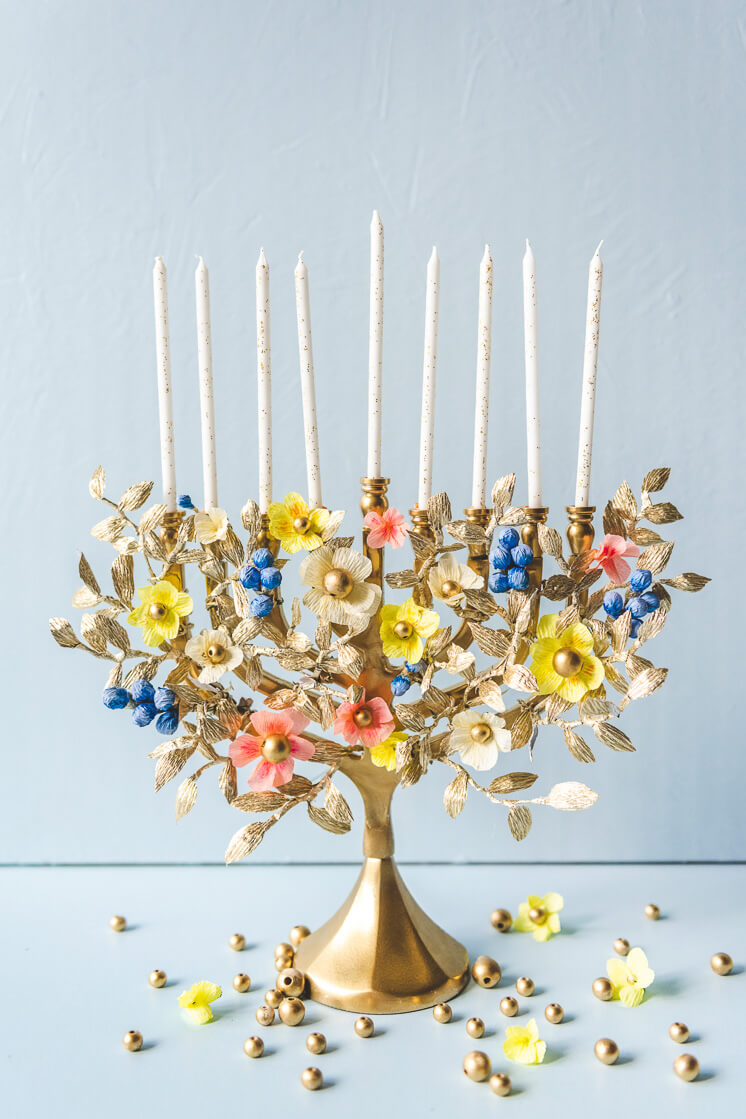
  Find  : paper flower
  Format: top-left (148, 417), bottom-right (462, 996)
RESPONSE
top-left (379, 597), bottom-right (440, 662)
top-left (229, 708), bottom-right (314, 791)
top-left (427, 553), bottom-right (484, 605)
top-left (449, 709), bottom-right (510, 770)
top-left (178, 981), bottom-right (222, 1024)
top-left (502, 1018), bottom-right (546, 1065)
top-left (369, 731), bottom-right (408, 772)
top-left (299, 544), bottom-right (381, 625)
top-left (606, 946), bottom-right (655, 1007)
top-left (529, 614), bottom-right (604, 703)
top-left (185, 626), bottom-right (243, 684)
top-left (268, 492), bottom-right (330, 554)
top-left (334, 692), bottom-right (395, 748)
top-left (363, 507), bottom-right (408, 549)
top-left (513, 892), bottom-right (564, 941)
top-left (589, 533), bottom-right (640, 584)
top-left (194, 507), bottom-right (228, 544)
top-left (127, 580), bottom-right (193, 646)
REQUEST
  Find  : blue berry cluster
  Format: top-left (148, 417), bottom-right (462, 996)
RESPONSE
top-left (390, 660), bottom-right (427, 697)
top-left (102, 680), bottom-right (179, 734)
top-left (238, 548), bottom-right (282, 618)
top-left (488, 527), bottom-right (533, 593)
top-left (177, 494), bottom-right (195, 510)
top-left (603, 568), bottom-right (660, 637)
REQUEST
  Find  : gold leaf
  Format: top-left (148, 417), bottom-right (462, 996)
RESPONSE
top-left (612, 481), bottom-right (638, 522)
top-left (513, 591), bottom-right (535, 635)
top-left (489, 772), bottom-right (538, 794)
top-left (462, 587), bottom-right (498, 616)
top-left (443, 770), bottom-right (468, 818)
top-left (49, 616), bottom-right (80, 649)
top-left (503, 663), bottom-right (539, 693)
top-left (221, 526), bottom-right (245, 568)
top-left (564, 727), bottom-right (595, 763)
top-left (636, 540), bottom-right (674, 576)
top-left (546, 692), bottom-right (574, 720)
top-left (491, 473), bottom-right (516, 513)
top-left (478, 680), bottom-right (506, 711)
top-left (263, 688), bottom-right (297, 710)
top-left (233, 617), bottom-right (262, 644)
top-left (113, 536), bottom-right (140, 555)
top-left (635, 608), bottom-right (667, 645)
top-left (280, 774), bottom-right (313, 796)
top-left (399, 757), bottom-right (424, 788)
top-left (537, 524), bottom-right (565, 563)
top-left (498, 505), bottom-right (529, 526)
top-left (603, 661), bottom-right (629, 695)
top-left (593, 721), bottom-right (635, 752)
top-left (425, 627), bottom-right (453, 657)
top-left (118, 480), bottom-right (154, 511)
top-left (509, 706), bottom-right (534, 749)
top-left (315, 620), bottom-right (332, 651)
top-left (443, 645), bottom-right (475, 675)
top-left (427, 492), bottom-right (452, 530)
top-left (337, 642), bottom-right (364, 678)
top-left (219, 760), bottom-right (237, 803)
top-left (225, 819), bottom-right (273, 863)
top-left (578, 695), bottom-right (614, 721)
top-left (660, 572), bottom-right (710, 592)
top-left (91, 514), bottom-right (126, 542)
top-left (642, 466), bottom-right (671, 493)
top-left (232, 791), bottom-right (285, 812)
top-left (294, 692), bottom-right (322, 722)
top-left (508, 804), bottom-right (532, 841)
top-left (545, 781), bottom-right (598, 810)
top-left (469, 622), bottom-right (511, 658)
top-left (396, 704), bottom-right (426, 732)
top-left (611, 609), bottom-right (632, 654)
top-left (543, 574), bottom-right (577, 601)
top-left (421, 685), bottom-right (450, 714)
top-left (291, 597), bottom-right (302, 628)
top-left (408, 531), bottom-right (438, 561)
top-left (317, 690), bottom-right (337, 732)
top-left (622, 666), bottom-right (668, 704)
top-left (139, 503), bottom-right (168, 536)
top-left (628, 525), bottom-right (663, 546)
top-left (89, 465), bottom-right (106, 499)
top-left (175, 775), bottom-right (198, 820)
top-left (72, 586), bottom-right (100, 609)
top-left (446, 520), bottom-right (488, 546)
top-left (307, 803), bottom-right (350, 835)
top-left (643, 501), bottom-right (683, 525)
top-left (602, 500), bottom-right (627, 538)
top-left (325, 780), bottom-right (353, 826)
top-left (78, 553), bottom-right (101, 595)
top-left (111, 554), bottom-right (135, 606)
top-left (240, 498), bottom-right (261, 537)
top-left (555, 604), bottom-right (580, 635)
top-left (155, 746), bottom-right (195, 791)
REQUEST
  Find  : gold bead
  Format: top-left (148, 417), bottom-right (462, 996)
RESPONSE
top-left (673, 1054), bottom-right (699, 1082)
top-left (255, 1005), bottom-right (275, 1027)
top-left (289, 925), bottom-right (311, 948)
top-left (440, 579), bottom-right (461, 597)
top-left (261, 733), bottom-right (291, 763)
top-left (278, 997), bottom-right (305, 1026)
top-left (545, 1002), bottom-right (564, 1024)
top-left (393, 620), bottom-right (413, 639)
top-left (148, 602), bottom-right (167, 620)
top-left (275, 952), bottom-right (295, 971)
top-left (122, 1030), bottom-right (143, 1052)
top-left (265, 988), bottom-right (283, 1009)
top-left (500, 996), bottom-right (518, 1017)
top-left (148, 969), bottom-right (166, 988)
top-left (433, 1003), bottom-right (453, 1024)
top-left (669, 1022), bottom-right (690, 1043)
top-left (306, 1032), bottom-right (327, 1055)
top-left (322, 567), bottom-right (353, 598)
top-left (233, 973), bottom-right (251, 993)
top-left (528, 906), bottom-right (546, 925)
top-left (243, 1036), bottom-right (264, 1058)
top-left (516, 976), bottom-right (535, 997)
top-left (466, 1017), bottom-right (485, 1038)
top-left (462, 1051), bottom-right (491, 1082)
top-left (471, 955), bottom-right (501, 988)
top-left (592, 976), bottom-right (613, 1001)
top-left (490, 908), bottom-right (513, 933)
top-left (489, 1073), bottom-right (512, 1097)
top-left (275, 941), bottom-right (294, 959)
top-left (109, 915), bottom-right (126, 933)
top-left (301, 1067), bottom-right (323, 1091)
top-left (229, 933), bottom-right (246, 952)
top-left (594, 1037), bottom-right (619, 1065)
top-left (613, 937), bottom-right (630, 956)
top-left (644, 903), bottom-right (661, 920)
top-left (711, 952), bottom-right (733, 976)
top-left (352, 707), bottom-right (374, 728)
top-left (469, 722), bottom-right (493, 745)
top-left (206, 643), bottom-right (225, 663)
top-left (277, 968), bottom-right (305, 998)
top-left (293, 516), bottom-right (310, 533)
top-left (354, 1016), bottom-right (374, 1038)
top-left (552, 646), bottom-right (583, 677)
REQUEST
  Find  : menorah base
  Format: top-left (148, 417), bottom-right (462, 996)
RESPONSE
top-left (294, 856), bottom-right (470, 1013)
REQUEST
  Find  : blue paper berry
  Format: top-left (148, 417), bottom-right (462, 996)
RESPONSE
top-left (130, 679), bottom-right (155, 705)
top-left (153, 686), bottom-right (177, 712)
top-left (391, 675), bottom-right (411, 697)
top-left (251, 548), bottom-right (274, 570)
top-left (238, 564), bottom-right (261, 590)
top-left (641, 591), bottom-right (660, 612)
top-left (488, 570), bottom-right (510, 594)
top-left (603, 590), bottom-right (624, 618)
top-left (155, 706), bottom-right (180, 735)
top-left (507, 567), bottom-right (530, 591)
top-left (626, 596), bottom-right (648, 619)
top-left (630, 568), bottom-right (652, 593)
top-left (404, 660), bottom-right (426, 674)
top-left (132, 701), bottom-right (157, 727)
top-left (490, 545), bottom-right (512, 571)
top-left (510, 543), bottom-right (534, 569)
top-left (249, 594), bottom-right (274, 618)
top-left (103, 686), bottom-right (129, 710)
top-left (496, 527), bottom-right (520, 550)
top-left (177, 494), bottom-right (194, 510)
top-left (629, 619), bottom-right (642, 639)
top-left (260, 566), bottom-right (282, 590)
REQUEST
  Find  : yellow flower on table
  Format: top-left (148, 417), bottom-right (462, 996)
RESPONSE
top-left (127, 580), bottom-right (193, 647)
top-left (529, 614), bottom-right (604, 703)
top-left (379, 597), bottom-right (440, 662)
top-left (369, 731), bottom-right (408, 772)
top-left (178, 981), bottom-right (222, 1024)
top-left (513, 892), bottom-right (564, 941)
top-left (606, 947), bottom-right (655, 1007)
top-left (268, 492), bottom-right (330, 554)
top-left (502, 1017), bottom-right (546, 1065)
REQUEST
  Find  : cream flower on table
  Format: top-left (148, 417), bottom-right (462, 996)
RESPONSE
top-left (299, 544), bottom-right (381, 626)
top-left (427, 553), bottom-right (484, 605)
top-left (194, 507), bottom-right (228, 544)
top-left (184, 626), bottom-right (243, 684)
top-left (606, 947), bottom-right (655, 1007)
top-left (449, 709), bottom-right (511, 770)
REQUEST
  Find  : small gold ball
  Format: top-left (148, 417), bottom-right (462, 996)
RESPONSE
top-left (490, 908), bottom-right (513, 933)
top-left (278, 997), bottom-right (305, 1026)
top-left (301, 1067), bottom-right (323, 1091)
top-left (711, 952), bottom-right (733, 976)
top-left (261, 733), bottom-right (291, 763)
top-left (352, 706), bottom-right (374, 728)
top-left (673, 1054), bottom-right (700, 1082)
top-left (275, 941), bottom-right (294, 959)
top-left (148, 602), bottom-right (167, 620)
top-left (265, 988), bottom-right (283, 1009)
top-left (232, 973), bottom-right (251, 993)
top-left (275, 952), bottom-right (295, 971)
top-left (206, 643), bottom-right (225, 662)
top-left (614, 937), bottom-right (630, 956)
top-left (463, 1051), bottom-right (491, 1082)
top-left (255, 1005), bottom-right (275, 1027)
top-left (500, 996), bottom-right (519, 1017)
top-left (148, 969), bottom-right (166, 988)
top-left (644, 903), bottom-right (661, 920)
top-left (277, 967), bottom-right (305, 997)
top-left (109, 915), bottom-right (126, 932)
top-left (466, 1017), bottom-right (485, 1039)
top-left (593, 977), bottom-right (614, 1001)
top-left (306, 1032), bottom-right (327, 1055)
top-left (469, 722), bottom-right (493, 745)
top-left (669, 1022), bottom-right (690, 1043)
top-left (289, 925), bottom-right (311, 948)
top-left (471, 955), bottom-right (501, 988)
top-left (545, 1002), bottom-right (564, 1024)
top-left (489, 1073), bottom-right (512, 1097)
top-left (516, 976), bottom-right (535, 997)
top-left (243, 1036), bottom-right (264, 1058)
top-left (440, 579), bottom-right (461, 597)
top-left (122, 1030), bottom-right (143, 1052)
top-left (322, 567), bottom-right (353, 598)
top-left (552, 646), bottom-right (583, 677)
top-left (229, 933), bottom-right (246, 952)
top-left (393, 620), bottom-right (413, 639)
top-left (528, 906), bottom-right (546, 925)
top-left (594, 1037), bottom-right (619, 1065)
top-left (354, 1016), bottom-right (374, 1038)
top-left (293, 515), bottom-right (310, 533)
top-left (433, 1003), bottom-right (453, 1024)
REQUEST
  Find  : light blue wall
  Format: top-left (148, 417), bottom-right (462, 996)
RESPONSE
top-left (2, 0), bottom-right (741, 864)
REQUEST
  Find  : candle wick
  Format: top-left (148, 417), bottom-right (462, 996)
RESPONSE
top-left (594, 240), bottom-right (604, 256)
top-left (298, 251), bottom-right (304, 264)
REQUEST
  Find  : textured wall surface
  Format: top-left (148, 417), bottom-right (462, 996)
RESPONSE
top-left (2, 0), bottom-right (742, 863)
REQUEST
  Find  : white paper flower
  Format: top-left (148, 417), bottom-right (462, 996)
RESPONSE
top-left (449, 709), bottom-right (511, 770)
top-left (427, 553), bottom-right (484, 605)
top-left (299, 544), bottom-right (381, 626)
top-left (185, 626), bottom-right (243, 683)
top-left (194, 507), bottom-right (228, 544)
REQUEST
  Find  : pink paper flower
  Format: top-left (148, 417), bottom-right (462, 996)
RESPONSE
top-left (333, 692), bottom-right (395, 748)
top-left (229, 708), bottom-right (314, 791)
top-left (589, 533), bottom-right (641, 585)
top-left (363, 507), bottom-right (408, 549)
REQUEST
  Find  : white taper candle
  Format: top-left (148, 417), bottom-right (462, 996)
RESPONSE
top-left (256, 248), bottom-right (272, 514)
top-left (471, 245), bottom-right (493, 508)
top-left (153, 257), bottom-right (177, 512)
top-left (523, 240), bottom-right (542, 508)
top-left (575, 242), bottom-right (604, 506)
top-left (195, 256), bottom-right (218, 510)
top-left (367, 210), bottom-right (384, 477)
top-left (418, 247), bottom-right (440, 507)
top-left (294, 253), bottom-right (323, 508)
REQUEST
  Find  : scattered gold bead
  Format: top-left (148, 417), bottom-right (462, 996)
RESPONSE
top-left (233, 973), bottom-right (251, 993)
top-left (613, 938), bottom-right (630, 956)
top-left (500, 996), bottom-right (518, 1017)
top-left (255, 1005), bottom-right (275, 1027)
top-left (243, 1036), bottom-right (264, 1058)
top-left (278, 997), bottom-right (306, 1026)
top-left (274, 941), bottom-right (294, 960)
top-left (489, 1073), bottom-right (512, 1097)
top-left (301, 1067), bottom-right (323, 1091)
top-left (290, 925), bottom-right (311, 948)
top-left (711, 952), bottom-right (733, 976)
top-left (594, 1038), bottom-right (619, 1065)
top-left (673, 1054), bottom-right (699, 1082)
top-left (644, 903), bottom-right (661, 920)
top-left (545, 1002), bottom-right (564, 1024)
top-left (463, 1051), bottom-right (491, 1082)
top-left (516, 976), bottom-right (535, 997)
top-left (466, 1017), bottom-right (485, 1039)
top-left (490, 908), bottom-right (513, 933)
top-left (275, 952), bottom-right (294, 971)
top-left (669, 1022), bottom-right (690, 1044)
top-left (592, 977), bottom-right (614, 1001)
top-left (471, 955), bottom-right (501, 988)
top-left (354, 1016), bottom-right (374, 1038)
top-left (148, 969), bottom-right (166, 988)
top-left (433, 1003), bottom-right (452, 1024)
top-left (306, 1032), bottom-right (327, 1055)
top-left (265, 988), bottom-right (283, 1009)
top-left (109, 915), bottom-right (126, 933)
top-left (229, 933), bottom-right (246, 952)
top-left (277, 967), bottom-right (305, 997)
top-left (122, 1030), bottom-right (143, 1052)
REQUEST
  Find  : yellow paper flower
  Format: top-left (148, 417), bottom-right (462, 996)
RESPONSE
top-left (268, 492), bottom-right (330, 554)
top-left (178, 980), bottom-right (222, 1024)
top-left (369, 731), bottom-right (408, 772)
top-left (379, 597), bottom-right (439, 662)
top-left (529, 614), bottom-right (604, 703)
top-left (127, 580), bottom-right (193, 647)
top-left (606, 947), bottom-right (655, 1007)
top-left (513, 892), bottom-right (564, 941)
top-left (194, 507), bottom-right (228, 544)
top-left (502, 1018), bottom-right (546, 1065)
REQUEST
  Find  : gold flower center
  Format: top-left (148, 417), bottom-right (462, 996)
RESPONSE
top-left (293, 516), bottom-right (310, 533)
top-left (552, 646), bottom-right (583, 677)
top-left (470, 722), bottom-right (493, 745)
top-left (323, 568), bottom-right (353, 598)
top-left (353, 707), bottom-right (373, 728)
top-left (148, 602), bottom-right (167, 620)
top-left (529, 906), bottom-right (546, 925)
top-left (394, 620), bottom-right (413, 640)
top-left (206, 643), bottom-right (226, 663)
top-left (441, 579), bottom-right (461, 597)
top-left (261, 734), bottom-right (292, 763)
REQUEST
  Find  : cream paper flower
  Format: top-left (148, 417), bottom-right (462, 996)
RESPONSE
top-left (194, 507), bottom-right (228, 544)
top-left (427, 553), bottom-right (484, 605)
top-left (299, 544), bottom-right (381, 626)
top-left (185, 626), bottom-right (244, 684)
top-left (449, 708), bottom-right (511, 770)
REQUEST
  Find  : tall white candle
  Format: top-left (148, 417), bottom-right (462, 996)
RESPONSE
top-left (575, 242), bottom-right (604, 506)
top-left (418, 248), bottom-right (440, 508)
top-left (523, 240), bottom-right (542, 508)
top-left (195, 256), bottom-right (218, 510)
top-left (153, 257), bottom-right (177, 512)
top-left (471, 245), bottom-right (493, 508)
top-left (256, 248), bottom-right (272, 514)
top-left (367, 210), bottom-right (384, 477)
top-left (294, 253), bottom-right (323, 508)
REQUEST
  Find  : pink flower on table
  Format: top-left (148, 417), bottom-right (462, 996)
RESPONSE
top-left (588, 533), bottom-right (641, 585)
top-left (333, 692), bottom-right (395, 748)
top-left (363, 507), bottom-right (408, 549)
top-left (229, 708), bottom-right (314, 792)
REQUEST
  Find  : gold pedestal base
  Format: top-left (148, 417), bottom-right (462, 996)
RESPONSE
top-left (295, 856), bottom-right (470, 1013)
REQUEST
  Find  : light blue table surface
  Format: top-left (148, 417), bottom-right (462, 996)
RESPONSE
top-left (3, 863), bottom-right (743, 1117)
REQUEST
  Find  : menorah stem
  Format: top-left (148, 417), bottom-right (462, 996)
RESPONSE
top-left (360, 476), bottom-right (389, 589)
top-left (521, 506), bottom-right (548, 624)
top-left (566, 505), bottom-right (596, 609)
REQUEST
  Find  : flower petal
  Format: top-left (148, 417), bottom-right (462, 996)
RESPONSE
top-left (248, 759), bottom-right (280, 791)
top-left (606, 959), bottom-right (630, 986)
top-left (619, 984), bottom-right (645, 1008)
top-left (543, 891), bottom-right (564, 913)
top-left (229, 735), bottom-right (261, 767)
top-left (289, 735), bottom-right (315, 761)
top-left (536, 614), bottom-right (559, 640)
top-left (459, 740), bottom-right (499, 771)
